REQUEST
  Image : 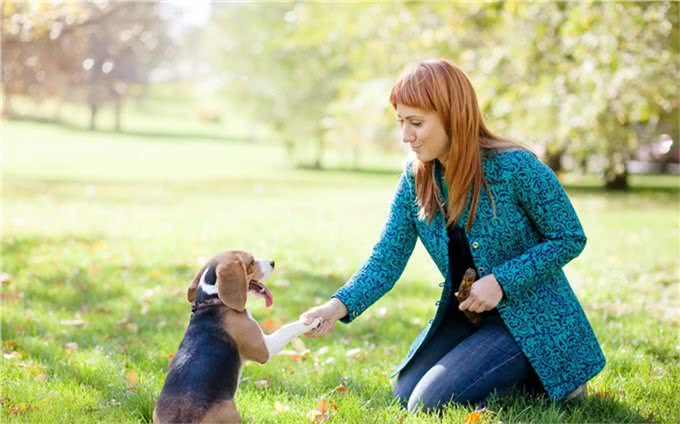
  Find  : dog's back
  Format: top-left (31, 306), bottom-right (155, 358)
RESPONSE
top-left (155, 308), bottom-right (241, 423)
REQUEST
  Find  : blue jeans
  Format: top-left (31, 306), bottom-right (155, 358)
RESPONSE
top-left (393, 313), bottom-right (542, 412)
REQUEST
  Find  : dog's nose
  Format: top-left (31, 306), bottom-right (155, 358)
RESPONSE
top-left (270, 261), bottom-right (275, 269)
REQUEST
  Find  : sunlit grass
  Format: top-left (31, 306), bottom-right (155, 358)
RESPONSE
top-left (2, 117), bottom-right (678, 423)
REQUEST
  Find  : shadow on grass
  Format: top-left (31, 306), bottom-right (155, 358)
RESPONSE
top-left (489, 390), bottom-right (650, 423)
top-left (564, 183), bottom-right (679, 197)
top-left (7, 114), bottom-right (253, 144)
top-left (296, 163), bottom-right (401, 176)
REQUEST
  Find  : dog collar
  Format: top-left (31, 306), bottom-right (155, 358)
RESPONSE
top-left (191, 297), bottom-right (223, 313)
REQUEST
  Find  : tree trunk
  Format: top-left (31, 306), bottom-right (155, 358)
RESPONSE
top-left (89, 103), bottom-right (98, 131)
top-left (545, 146), bottom-right (566, 173)
top-left (604, 161), bottom-right (629, 190)
top-left (114, 100), bottom-right (122, 132)
top-left (352, 144), bottom-right (360, 171)
top-left (2, 91), bottom-right (11, 117)
top-left (313, 130), bottom-right (324, 169)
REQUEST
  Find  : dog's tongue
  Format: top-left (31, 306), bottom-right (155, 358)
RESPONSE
top-left (263, 287), bottom-right (273, 307)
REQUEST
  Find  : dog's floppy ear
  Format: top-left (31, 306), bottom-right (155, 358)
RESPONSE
top-left (187, 262), bottom-right (209, 303)
top-left (215, 258), bottom-right (248, 312)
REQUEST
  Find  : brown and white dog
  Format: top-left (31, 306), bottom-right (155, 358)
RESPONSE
top-left (153, 250), bottom-right (321, 423)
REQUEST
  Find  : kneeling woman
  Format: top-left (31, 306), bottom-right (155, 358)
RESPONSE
top-left (301, 59), bottom-right (605, 412)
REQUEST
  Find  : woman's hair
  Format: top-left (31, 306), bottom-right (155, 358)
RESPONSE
top-left (389, 59), bottom-right (531, 231)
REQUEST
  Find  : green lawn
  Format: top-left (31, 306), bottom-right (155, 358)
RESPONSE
top-left (2, 116), bottom-right (678, 423)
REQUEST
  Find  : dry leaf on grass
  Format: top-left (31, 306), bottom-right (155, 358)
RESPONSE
top-left (255, 379), bottom-right (271, 389)
top-left (346, 348), bottom-right (365, 361)
top-left (307, 399), bottom-right (338, 423)
top-left (64, 342), bottom-right (79, 354)
top-left (126, 370), bottom-right (138, 392)
top-left (464, 408), bottom-right (487, 424)
top-left (3, 351), bottom-right (22, 360)
top-left (333, 381), bottom-right (348, 393)
top-left (60, 319), bottom-right (85, 327)
top-left (274, 401), bottom-right (290, 413)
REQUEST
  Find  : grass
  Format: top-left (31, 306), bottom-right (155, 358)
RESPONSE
top-left (2, 105), bottom-right (679, 422)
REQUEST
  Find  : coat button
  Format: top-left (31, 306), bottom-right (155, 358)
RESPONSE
top-left (428, 319), bottom-right (433, 324)
top-left (472, 241), bottom-right (480, 249)
top-left (438, 282), bottom-right (445, 287)
top-left (435, 301), bottom-right (440, 306)
top-left (478, 266), bottom-right (485, 273)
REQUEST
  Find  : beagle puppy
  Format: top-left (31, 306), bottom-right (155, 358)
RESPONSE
top-left (153, 250), bottom-right (321, 424)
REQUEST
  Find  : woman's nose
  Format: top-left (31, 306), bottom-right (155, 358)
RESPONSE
top-left (402, 128), bottom-right (416, 143)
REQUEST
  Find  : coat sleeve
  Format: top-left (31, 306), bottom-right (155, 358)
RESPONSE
top-left (491, 152), bottom-right (587, 300)
top-left (332, 163), bottom-right (418, 323)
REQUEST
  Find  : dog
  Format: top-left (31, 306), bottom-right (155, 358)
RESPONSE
top-left (153, 250), bottom-right (321, 423)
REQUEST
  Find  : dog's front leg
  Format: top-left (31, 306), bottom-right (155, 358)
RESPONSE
top-left (263, 318), bottom-right (321, 359)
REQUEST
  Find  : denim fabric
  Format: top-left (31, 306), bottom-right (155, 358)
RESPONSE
top-left (393, 313), bottom-right (541, 412)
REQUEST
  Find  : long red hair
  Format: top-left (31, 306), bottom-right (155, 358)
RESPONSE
top-left (389, 59), bottom-right (531, 231)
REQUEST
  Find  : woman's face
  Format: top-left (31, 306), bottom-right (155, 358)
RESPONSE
top-left (396, 104), bottom-right (450, 164)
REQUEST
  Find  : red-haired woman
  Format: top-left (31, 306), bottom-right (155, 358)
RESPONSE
top-left (301, 59), bottom-right (605, 412)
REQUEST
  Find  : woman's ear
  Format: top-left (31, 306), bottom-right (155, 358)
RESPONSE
top-left (187, 263), bottom-right (209, 303)
top-left (215, 258), bottom-right (248, 312)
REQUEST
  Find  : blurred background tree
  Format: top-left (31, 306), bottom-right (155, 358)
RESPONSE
top-left (2, 0), bottom-right (173, 131)
top-left (2, 1), bottom-right (677, 187)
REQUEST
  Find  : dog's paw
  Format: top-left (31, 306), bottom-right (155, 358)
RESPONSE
top-left (302, 317), bottom-right (323, 331)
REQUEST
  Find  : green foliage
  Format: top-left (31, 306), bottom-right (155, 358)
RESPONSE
top-left (205, 2), bottom-right (677, 185)
top-left (2, 119), bottom-right (679, 423)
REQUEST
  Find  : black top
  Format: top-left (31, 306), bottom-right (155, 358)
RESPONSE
top-left (447, 224), bottom-right (500, 319)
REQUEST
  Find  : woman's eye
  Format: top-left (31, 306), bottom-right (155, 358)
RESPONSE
top-left (412, 122), bottom-right (422, 127)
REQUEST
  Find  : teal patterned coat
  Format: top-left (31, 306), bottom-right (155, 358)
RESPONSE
top-left (332, 148), bottom-right (606, 400)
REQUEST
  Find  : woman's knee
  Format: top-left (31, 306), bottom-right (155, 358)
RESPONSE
top-left (392, 376), bottom-right (414, 408)
top-left (406, 380), bottom-right (457, 413)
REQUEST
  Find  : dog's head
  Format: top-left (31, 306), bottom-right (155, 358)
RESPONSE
top-left (186, 250), bottom-right (275, 312)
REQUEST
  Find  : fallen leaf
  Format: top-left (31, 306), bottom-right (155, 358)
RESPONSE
top-left (333, 381), bottom-right (348, 393)
top-left (65, 342), bottom-right (78, 354)
top-left (307, 399), bottom-right (338, 423)
top-left (3, 351), bottom-right (21, 360)
top-left (126, 370), bottom-right (138, 391)
top-left (60, 319), bottom-right (85, 327)
top-left (116, 317), bottom-right (132, 326)
top-left (3, 340), bottom-right (17, 350)
top-left (255, 379), bottom-right (271, 389)
top-left (346, 348), bottom-right (365, 361)
top-left (464, 408), bottom-right (487, 424)
top-left (274, 401), bottom-right (290, 413)
top-left (168, 353), bottom-right (175, 361)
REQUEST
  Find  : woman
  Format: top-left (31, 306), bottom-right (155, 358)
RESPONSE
top-left (300, 59), bottom-right (605, 412)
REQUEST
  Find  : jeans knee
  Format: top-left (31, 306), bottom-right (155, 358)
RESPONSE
top-left (407, 387), bottom-right (448, 414)
top-left (392, 381), bottom-right (411, 409)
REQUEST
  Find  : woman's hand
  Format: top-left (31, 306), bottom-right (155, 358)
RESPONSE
top-left (457, 273), bottom-right (503, 313)
top-left (300, 298), bottom-right (348, 338)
